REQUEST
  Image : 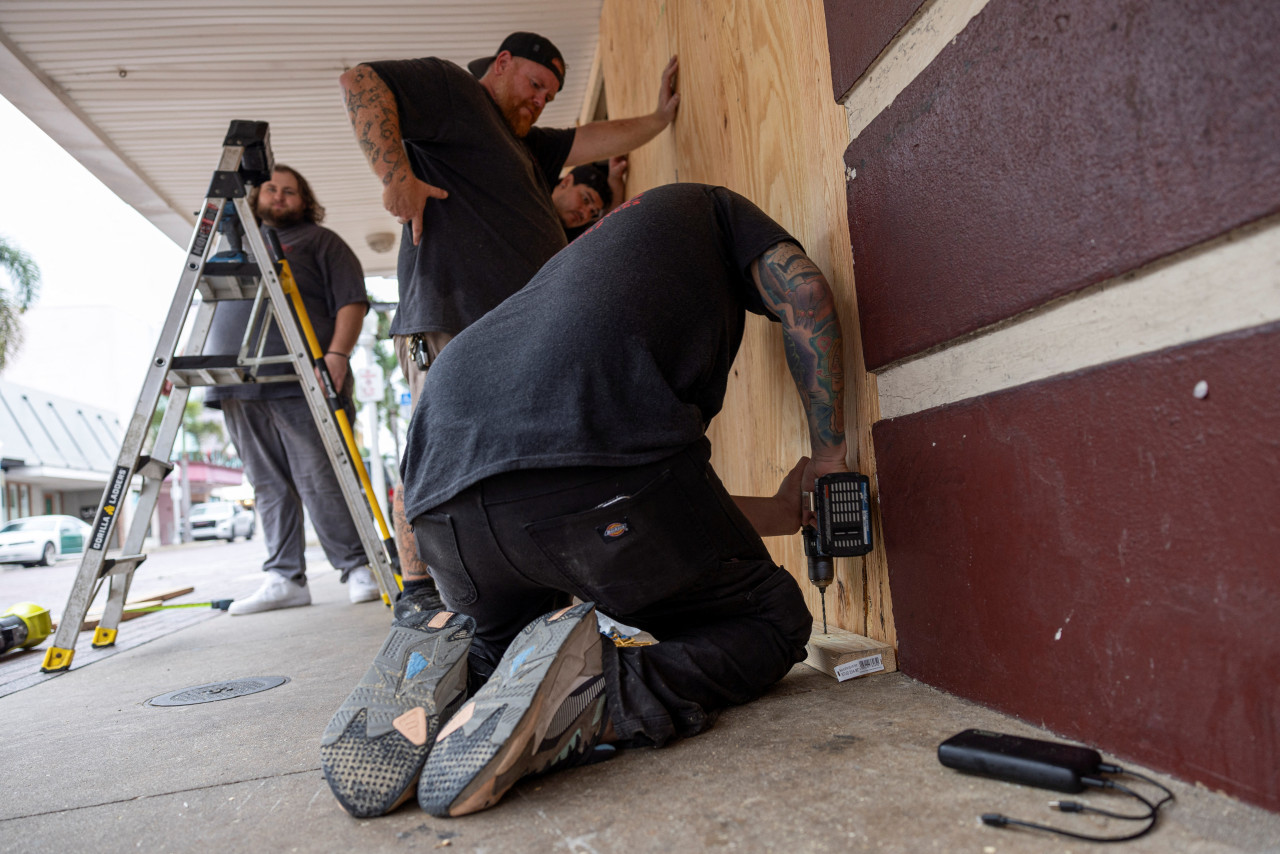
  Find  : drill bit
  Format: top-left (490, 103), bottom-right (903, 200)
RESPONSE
top-left (804, 526), bottom-right (834, 635)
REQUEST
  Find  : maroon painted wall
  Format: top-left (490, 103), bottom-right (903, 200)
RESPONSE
top-left (823, 0), bottom-right (925, 100)
top-left (844, 0), bottom-right (1280, 370)
top-left (873, 323), bottom-right (1280, 811)
top-left (830, 0), bottom-right (1280, 814)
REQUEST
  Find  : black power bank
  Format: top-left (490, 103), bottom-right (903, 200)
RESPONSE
top-left (938, 729), bottom-right (1103, 793)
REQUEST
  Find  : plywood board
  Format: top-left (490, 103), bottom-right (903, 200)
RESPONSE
top-left (600, 0), bottom-right (895, 646)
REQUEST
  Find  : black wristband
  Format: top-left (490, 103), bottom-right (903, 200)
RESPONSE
top-left (326, 351), bottom-right (350, 359)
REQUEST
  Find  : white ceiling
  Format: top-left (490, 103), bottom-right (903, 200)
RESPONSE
top-left (0, 0), bottom-right (604, 278)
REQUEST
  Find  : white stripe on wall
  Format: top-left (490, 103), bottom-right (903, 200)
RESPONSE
top-left (841, 0), bottom-right (1280, 420)
top-left (876, 216), bottom-right (1280, 419)
top-left (841, 0), bottom-right (991, 141)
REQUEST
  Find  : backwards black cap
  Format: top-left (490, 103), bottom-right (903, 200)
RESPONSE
top-left (468, 32), bottom-right (566, 89)
top-left (568, 162), bottom-right (612, 209)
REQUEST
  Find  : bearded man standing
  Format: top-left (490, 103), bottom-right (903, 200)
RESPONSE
top-left (202, 165), bottom-right (378, 615)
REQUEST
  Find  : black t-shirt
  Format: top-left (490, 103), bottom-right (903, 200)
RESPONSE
top-left (401, 183), bottom-right (797, 519)
top-left (366, 57), bottom-right (576, 337)
top-left (204, 222), bottom-right (367, 404)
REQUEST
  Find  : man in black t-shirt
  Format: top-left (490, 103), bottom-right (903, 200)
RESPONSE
top-left (320, 184), bottom-right (850, 819)
top-left (339, 32), bottom-right (680, 596)
top-left (202, 166), bottom-right (376, 615)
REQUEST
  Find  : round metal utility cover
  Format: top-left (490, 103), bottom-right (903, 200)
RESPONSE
top-left (147, 676), bottom-right (289, 707)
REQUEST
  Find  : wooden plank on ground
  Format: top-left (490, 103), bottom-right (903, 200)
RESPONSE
top-left (53, 587), bottom-right (196, 631)
top-left (804, 623), bottom-right (897, 681)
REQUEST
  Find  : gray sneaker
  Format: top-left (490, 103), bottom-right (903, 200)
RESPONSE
top-left (418, 602), bottom-right (608, 817)
top-left (227, 574), bottom-right (310, 615)
top-left (320, 609), bottom-right (474, 817)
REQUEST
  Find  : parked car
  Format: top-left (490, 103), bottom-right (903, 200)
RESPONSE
top-left (189, 502), bottom-right (256, 543)
top-left (0, 515), bottom-right (92, 566)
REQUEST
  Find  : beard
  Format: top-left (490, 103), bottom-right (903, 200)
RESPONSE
top-left (501, 105), bottom-right (532, 137)
top-left (257, 204), bottom-right (305, 228)
top-left (497, 96), bottom-right (535, 138)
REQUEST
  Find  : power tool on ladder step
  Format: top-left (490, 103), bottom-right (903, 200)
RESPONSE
top-left (40, 121), bottom-right (401, 673)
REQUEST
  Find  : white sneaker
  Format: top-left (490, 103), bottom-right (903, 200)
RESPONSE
top-left (228, 574), bottom-right (311, 616)
top-left (347, 566), bottom-right (382, 604)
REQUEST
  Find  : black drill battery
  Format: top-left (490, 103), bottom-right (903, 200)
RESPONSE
top-left (811, 472), bottom-right (873, 558)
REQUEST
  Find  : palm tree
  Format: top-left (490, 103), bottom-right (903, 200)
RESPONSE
top-left (0, 235), bottom-right (42, 372)
top-left (148, 396), bottom-right (228, 461)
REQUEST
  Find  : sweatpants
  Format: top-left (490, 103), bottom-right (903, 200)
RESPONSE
top-left (221, 396), bottom-right (367, 582)
top-left (412, 438), bottom-right (813, 748)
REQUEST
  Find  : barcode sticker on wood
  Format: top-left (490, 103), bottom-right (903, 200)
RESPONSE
top-left (834, 654), bottom-right (885, 682)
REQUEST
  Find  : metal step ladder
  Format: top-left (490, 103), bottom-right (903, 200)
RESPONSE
top-left (41, 120), bottom-right (400, 673)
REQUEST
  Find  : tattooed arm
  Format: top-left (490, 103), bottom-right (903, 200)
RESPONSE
top-left (339, 64), bottom-right (448, 246)
top-left (751, 242), bottom-right (848, 484)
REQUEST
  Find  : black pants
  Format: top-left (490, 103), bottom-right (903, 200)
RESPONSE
top-left (412, 439), bottom-right (812, 748)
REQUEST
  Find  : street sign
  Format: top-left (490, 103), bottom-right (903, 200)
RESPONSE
top-left (354, 365), bottom-right (383, 403)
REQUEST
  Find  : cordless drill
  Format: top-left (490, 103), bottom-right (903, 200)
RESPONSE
top-left (0, 603), bottom-right (52, 656)
top-left (803, 472), bottom-right (873, 633)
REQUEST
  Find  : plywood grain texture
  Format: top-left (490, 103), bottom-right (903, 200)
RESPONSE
top-left (599, 0), bottom-right (894, 645)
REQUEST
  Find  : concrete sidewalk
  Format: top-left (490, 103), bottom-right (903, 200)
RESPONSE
top-left (1, 567), bottom-right (1276, 853)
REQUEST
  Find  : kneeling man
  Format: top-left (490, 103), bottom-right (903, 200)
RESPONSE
top-left (322, 182), bottom-right (848, 818)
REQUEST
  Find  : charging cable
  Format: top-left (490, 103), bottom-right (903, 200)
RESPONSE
top-left (981, 764), bottom-right (1174, 843)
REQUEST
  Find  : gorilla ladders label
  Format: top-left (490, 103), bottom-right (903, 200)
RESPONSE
top-left (90, 466), bottom-right (131, 551)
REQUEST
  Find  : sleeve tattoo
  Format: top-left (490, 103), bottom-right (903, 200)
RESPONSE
top-left (753, 242), bottom-right (846, 451)
top-left (342, 66), bottom-right (408, 187)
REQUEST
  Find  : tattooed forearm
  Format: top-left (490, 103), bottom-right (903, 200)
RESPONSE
top-left (753, 242), bottom-right (846, 454)
top-left (340, 65), bottom-right (409, 185)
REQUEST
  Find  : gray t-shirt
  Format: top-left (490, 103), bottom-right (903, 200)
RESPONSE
top-left (204, 221), bottom-right (367, 404)
top-left (367, 57), bottom-right (576, 337)
top-left (401, 183), bottom-right (796, 520)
